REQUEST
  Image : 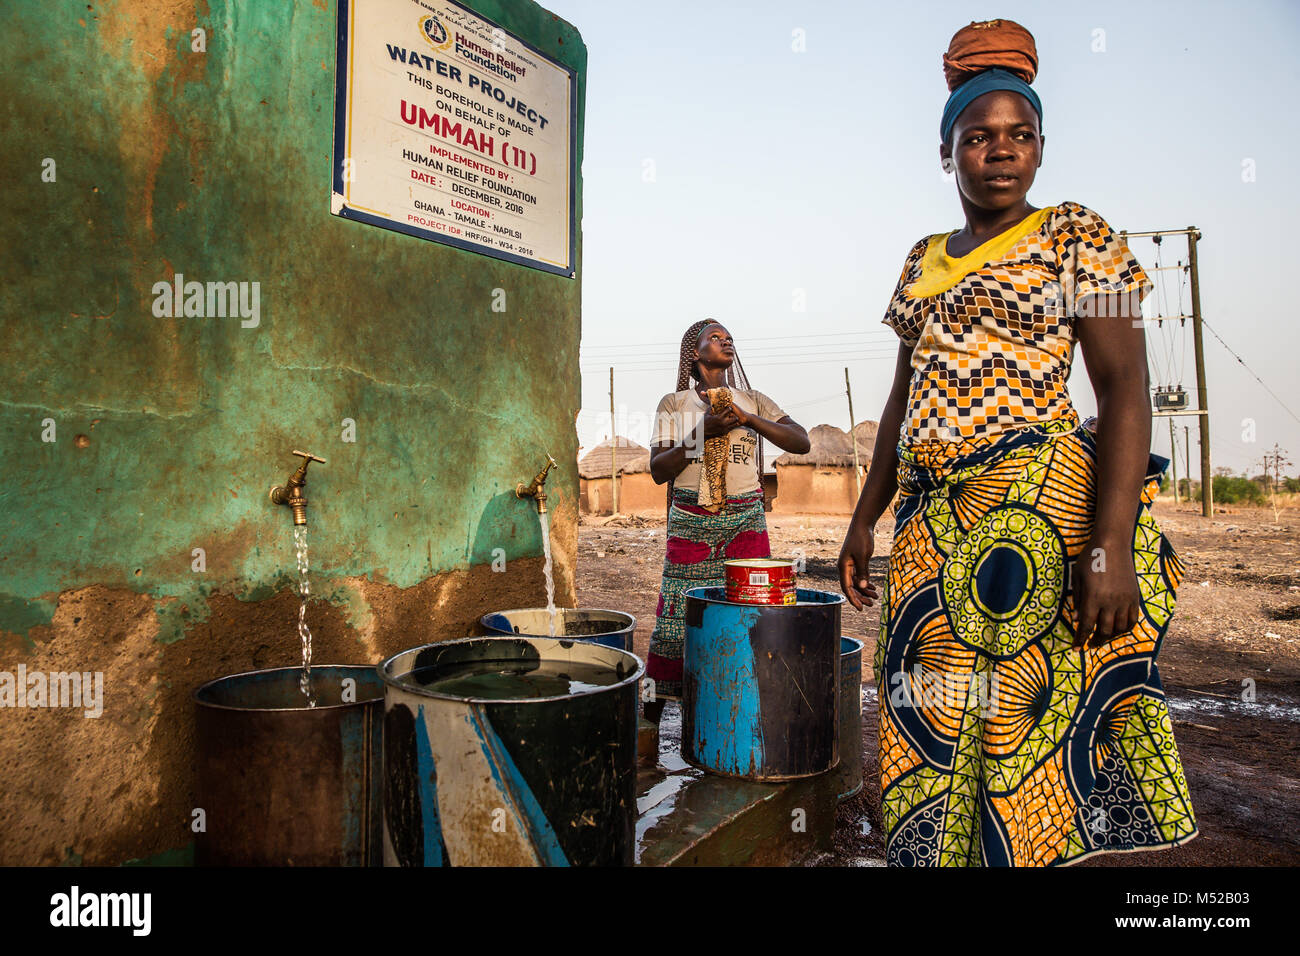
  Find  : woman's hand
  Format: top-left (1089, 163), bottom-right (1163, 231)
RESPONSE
top-left (702, 407), bottom-right (740, 439)
top-left (1072, 534), bottom-right (1141, 647)
top-left (838, 520), bottom-right (880, 611)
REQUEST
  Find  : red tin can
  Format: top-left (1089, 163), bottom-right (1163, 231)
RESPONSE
top-left (724, 559), bottom-right (797, 605)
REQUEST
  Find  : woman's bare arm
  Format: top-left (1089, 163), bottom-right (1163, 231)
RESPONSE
top-left (1073, 292), bottom-right (1151, 645)
top-left (838, 343), bottom-right (914, 609)
top-left (738, 413), bottom-right (810, 455)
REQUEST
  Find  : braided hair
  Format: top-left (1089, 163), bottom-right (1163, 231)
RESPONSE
top-left (667, 320), bottom-right (763, 514)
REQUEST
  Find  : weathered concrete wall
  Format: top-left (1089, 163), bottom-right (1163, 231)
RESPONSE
top-left (0, 0), bottom-right (585, 864)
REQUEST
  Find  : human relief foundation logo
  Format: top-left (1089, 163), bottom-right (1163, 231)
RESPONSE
top-left (419, 15), bottom-right (452, 51)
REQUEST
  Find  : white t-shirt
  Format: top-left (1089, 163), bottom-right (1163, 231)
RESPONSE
top-left (650, 388), bottom-right (787, 495)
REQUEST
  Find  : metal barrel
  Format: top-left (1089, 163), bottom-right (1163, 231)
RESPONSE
top-left (480, 608), bottom-right (635, 653)
top-left (835, 636), bottom-right (865, 801)
top-left (682, 587), bottom-right (843, 781)
top-left (379, 636), bottom-right (643, 866)
top-left (193, 664), bottom-right (385, 866)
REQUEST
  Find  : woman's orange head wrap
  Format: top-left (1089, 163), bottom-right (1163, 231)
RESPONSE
top-left (940, 19), bottom-right (1042, 143)
top-left (942, 19), bottom-right (1038, 92)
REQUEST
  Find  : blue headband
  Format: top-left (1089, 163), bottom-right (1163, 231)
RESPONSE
top-left (940, 67), bottom-right (1043, 143)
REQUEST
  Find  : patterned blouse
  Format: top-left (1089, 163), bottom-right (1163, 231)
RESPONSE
top-left (882, 201), bottom-right (1151, 444)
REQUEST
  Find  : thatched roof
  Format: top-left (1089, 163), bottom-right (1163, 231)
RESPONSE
top-left (774, 422), bottom-right (878, 468)
top-left (578, 436), bottom-right (651, 478)
top-left (852, 420), bottom-right (880, 448)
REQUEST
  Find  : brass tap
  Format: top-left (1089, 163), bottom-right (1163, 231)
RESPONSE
top-left (270, 451), bottom-right (326, 526)
top-left (515, 454), bottom-right (557, 515)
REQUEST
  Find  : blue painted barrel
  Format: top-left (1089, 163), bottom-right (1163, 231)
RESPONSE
top-left (835, 636), bottom-right (865, 801)
top-left (193, 664), bottom-right (385, 866)
top-left (682, 587), bottom-right (843, 781)
top-left (480, 608), bottom-right (635, 653)
top-left (379, 636), bottom-right (643, 866)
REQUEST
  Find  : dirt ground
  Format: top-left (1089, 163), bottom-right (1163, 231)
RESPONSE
top-left (574, 499), bottom-right (1300, 867)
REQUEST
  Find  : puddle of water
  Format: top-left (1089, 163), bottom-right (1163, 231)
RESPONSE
top-left (1167, 694), bottom-right (1300, 724)
top-left (637, 773), bottom-right (694, 817)
top-left (655, 703), bottom-right (692, 771)
top-left (659, 751), bottom-right (691, 773)
top-left (634, 771), bottom-right (701, 863)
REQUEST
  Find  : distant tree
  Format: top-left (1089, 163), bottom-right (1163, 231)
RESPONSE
top-left (1213, 475), bottom-right (1265, 505)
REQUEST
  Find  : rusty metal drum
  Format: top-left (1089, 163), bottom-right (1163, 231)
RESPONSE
top-left (480, 608), bottom-right (635, 653)
top-left (835, 636), bottom-right (865, 801)
top-left (379, 636), bottom-right (643, 866)
top-left (682, 587), bottom-right (842, 781)
top-left (193, 664), bottom-right (385, 866)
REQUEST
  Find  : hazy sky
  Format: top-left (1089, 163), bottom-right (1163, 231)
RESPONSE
top-left (542, 0), bottom-right (1299, 477)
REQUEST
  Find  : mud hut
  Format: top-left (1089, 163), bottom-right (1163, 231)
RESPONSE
top-left (578, 436), bottom-right (659, 514)
top-left (771, 422), bottom-right (876, 514)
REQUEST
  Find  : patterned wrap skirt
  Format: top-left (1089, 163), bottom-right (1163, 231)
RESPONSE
top-left (646, 487), bottom-right (770, 700)
top-left (876, 415), bottom-right (1198, 866)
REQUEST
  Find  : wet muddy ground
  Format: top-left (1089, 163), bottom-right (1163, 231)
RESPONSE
top-left (575, 501), bottom-right (1300, 866)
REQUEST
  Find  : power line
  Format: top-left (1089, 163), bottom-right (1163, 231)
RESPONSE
top-left (579, 330), bottom-right (897, 353)
top-left (580, 353), bottom-right (900, 374)
top-left (583, 340), bottom-right (898, 357)
top-left (784, 392), bottom-right (845, 409)
top-left (580, 349), bottom-right (900, 368)
top-left (1202, 318), bottom-right (1300, 427)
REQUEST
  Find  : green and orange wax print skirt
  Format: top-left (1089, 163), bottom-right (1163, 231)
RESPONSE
top-left (646, 487), bottom-right (770, 700)
top-left (875, 415), bottom-right (1198, 866)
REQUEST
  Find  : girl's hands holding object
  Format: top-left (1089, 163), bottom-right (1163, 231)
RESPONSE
top-left (702, 407), bottom-right (741, 439)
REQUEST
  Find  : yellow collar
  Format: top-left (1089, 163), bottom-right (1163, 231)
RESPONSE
top-left (906, 206), bottom-right (1054, 299)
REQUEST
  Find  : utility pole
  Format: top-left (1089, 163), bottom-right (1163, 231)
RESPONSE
top-left (608, 367), bottom-right (619, 515)
top-left (845, 368), bottom-right (862, 498)
top-left (1187, 229), bottom-right (1212, 516)
top-left (1184, 425), bottom-right (1191, 499)
top-left (1122, 226), bottom-right (1212, 517)
top-left (1265, 443), bottom-right (1292, 491)
top-left (1260, 444), bottom-right (1289, 522)
top-left (1169, 418), bottom-right (1179, 505)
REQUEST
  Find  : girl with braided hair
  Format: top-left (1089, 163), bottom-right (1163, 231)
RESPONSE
top-left (644, 320), bottom-right (810, 722)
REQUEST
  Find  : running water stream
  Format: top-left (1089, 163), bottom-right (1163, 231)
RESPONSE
top-left (538, 511), bottom-right (558, 636)
top-left (293, 525), bottom-right (317, 707)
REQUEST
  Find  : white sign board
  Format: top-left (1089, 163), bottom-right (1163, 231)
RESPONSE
top-left (332, 0), bottom-right (576, 276)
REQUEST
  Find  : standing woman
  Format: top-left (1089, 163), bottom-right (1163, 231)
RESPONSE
top-left (838, 19), bottom-right (1196, 866)
top-left (645, 320), bottom-right (810, 722)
